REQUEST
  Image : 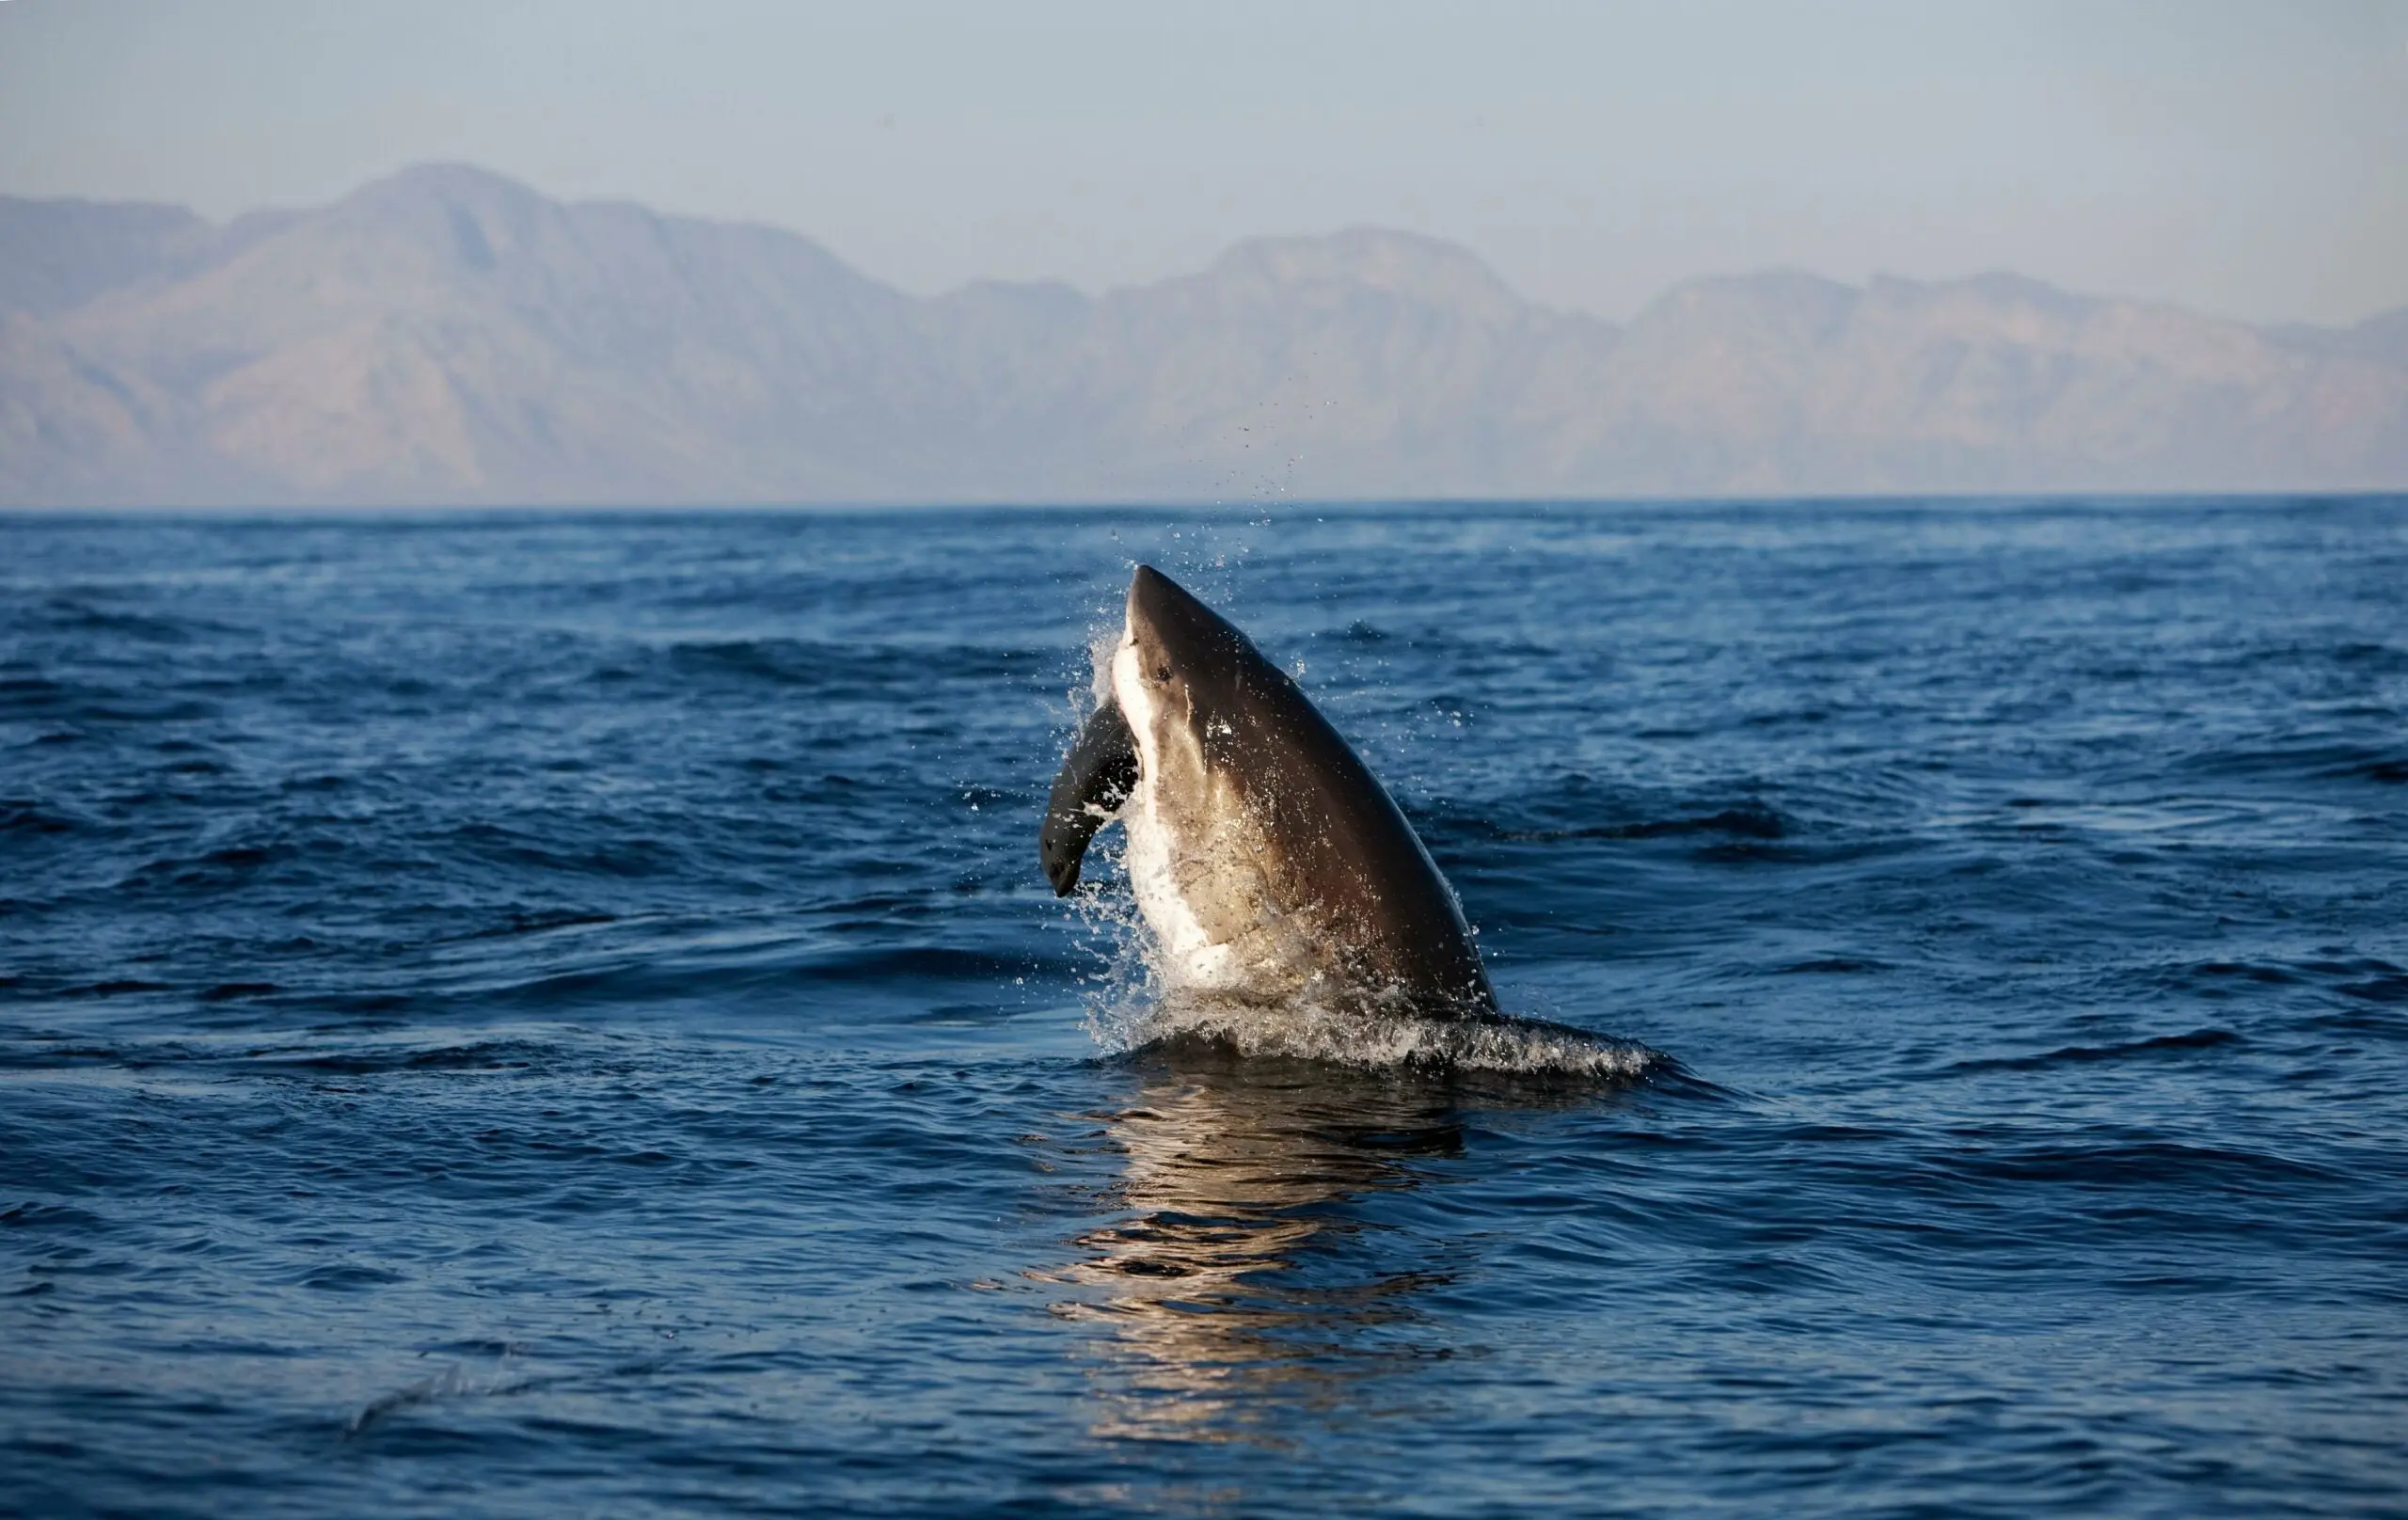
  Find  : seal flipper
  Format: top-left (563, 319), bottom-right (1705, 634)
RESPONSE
top-left (1040, 699), bottom-right (1140, 895)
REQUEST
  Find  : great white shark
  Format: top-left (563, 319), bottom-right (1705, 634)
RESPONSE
top-left (1041, 565), bottom-right (1495, 1018)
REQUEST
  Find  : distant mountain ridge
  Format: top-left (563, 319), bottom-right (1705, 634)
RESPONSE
top-left (4, 163), bottom-right (2403, 505)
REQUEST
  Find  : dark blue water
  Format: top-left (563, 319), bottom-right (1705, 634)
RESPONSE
top-left (5, 500), bottom-right (2405, 1516)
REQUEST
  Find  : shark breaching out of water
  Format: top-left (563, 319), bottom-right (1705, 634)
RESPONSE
top-left (1041, 565), bottom-right (1495, 1020)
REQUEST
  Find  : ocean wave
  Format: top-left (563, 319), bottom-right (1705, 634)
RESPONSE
top-left (1941, 1027), bottom-right (2242, 1076)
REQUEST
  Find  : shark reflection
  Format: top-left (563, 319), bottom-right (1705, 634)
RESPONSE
top-left (1054, 1048), bottom-right (1477, 1446)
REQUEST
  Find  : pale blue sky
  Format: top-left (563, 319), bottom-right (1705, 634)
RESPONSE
top-left (3, 0), bottom-right (2403, 324)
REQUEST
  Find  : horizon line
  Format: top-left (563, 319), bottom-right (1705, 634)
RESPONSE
top-left (9, 490), bottom-right (2407, 519)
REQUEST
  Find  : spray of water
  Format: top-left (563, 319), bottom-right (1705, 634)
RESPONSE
top-left (1064, 615), bottom-right (1657, 1080)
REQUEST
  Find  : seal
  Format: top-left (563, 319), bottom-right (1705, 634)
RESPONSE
top-left (1042, 565), bottom-right (1494, 1017)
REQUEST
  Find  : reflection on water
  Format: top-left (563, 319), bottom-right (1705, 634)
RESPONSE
top-left (1054, 1040), bottom-right (1648, 1447)
top-left (1057, 1047), bottom-right (1470, 1445)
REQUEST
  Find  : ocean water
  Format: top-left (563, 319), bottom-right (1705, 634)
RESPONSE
top-left (4, 499), bottom-right (2404, 1516)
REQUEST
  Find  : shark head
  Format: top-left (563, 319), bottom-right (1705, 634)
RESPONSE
top-left (1121, 564), bottom-right (1259, 704)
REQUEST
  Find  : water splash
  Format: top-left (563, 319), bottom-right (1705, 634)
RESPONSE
top-left (1073, 810), bottom-right (1656, 1078)
top-left (1107, 989), bottom-right (1661, 1078)
top-left (1068, 590), bottom-right (1656, 1078)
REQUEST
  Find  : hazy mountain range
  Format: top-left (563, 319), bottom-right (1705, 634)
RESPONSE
top-left (4, 163), bottom-right (2404, 506)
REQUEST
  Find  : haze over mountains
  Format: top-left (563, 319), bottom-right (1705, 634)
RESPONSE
top-left (4, 164), bottom-right (2403, 506)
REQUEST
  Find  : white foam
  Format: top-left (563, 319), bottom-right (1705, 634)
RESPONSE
top-left (1084, 981), bottom-right (1656, 1079)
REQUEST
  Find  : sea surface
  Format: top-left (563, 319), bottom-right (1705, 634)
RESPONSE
top-left (4, 499), bottom-right (2405, 1516)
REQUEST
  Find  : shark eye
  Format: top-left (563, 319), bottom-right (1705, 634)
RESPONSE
top-left (1153, 664), bottom-right (1172, 683)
